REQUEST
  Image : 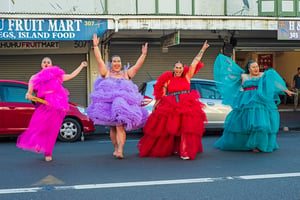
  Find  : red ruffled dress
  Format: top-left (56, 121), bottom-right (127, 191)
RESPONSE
top-left (138, 63), bottom-right (207, 160)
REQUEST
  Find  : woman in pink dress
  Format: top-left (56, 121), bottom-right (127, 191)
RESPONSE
top-left (17, 57), bottom-right (87, 162)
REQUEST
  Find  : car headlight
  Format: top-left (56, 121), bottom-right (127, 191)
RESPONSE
top-left (76, 106), bottom-right (87, 115)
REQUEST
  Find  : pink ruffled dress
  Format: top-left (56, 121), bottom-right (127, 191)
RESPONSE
top-left (17, 66), bottom-right (69, 156)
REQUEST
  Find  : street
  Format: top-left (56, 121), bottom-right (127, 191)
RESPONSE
top-left (0, 131), bottom-right (300, 200)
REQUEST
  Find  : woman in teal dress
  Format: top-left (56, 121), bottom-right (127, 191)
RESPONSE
top-left (213, 54), bottom-right (295, 152)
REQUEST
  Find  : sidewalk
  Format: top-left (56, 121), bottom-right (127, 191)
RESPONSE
top-left (278, 104), bottom-right (300, 112)
top-left (278, 104), bottom-right (300, 130)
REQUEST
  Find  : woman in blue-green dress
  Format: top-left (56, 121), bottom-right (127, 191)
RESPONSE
top-left (213, 54), bottom-right (295, 152)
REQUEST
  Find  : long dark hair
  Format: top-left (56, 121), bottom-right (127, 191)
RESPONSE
top-left (244, 60), bottom-right (256, 74)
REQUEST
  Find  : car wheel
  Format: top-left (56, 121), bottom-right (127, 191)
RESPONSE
top-left (58, 118), bottom-right (82, 142)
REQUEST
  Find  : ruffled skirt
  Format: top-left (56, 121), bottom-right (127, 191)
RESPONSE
top-left (214, 90), bottom-right (280, 152)
top-left (138, 90), bottom-right (207, 160)
top-left (17, 104), bottom-right (66, 156)
top-left (87, 78), bottom-right (148, 131)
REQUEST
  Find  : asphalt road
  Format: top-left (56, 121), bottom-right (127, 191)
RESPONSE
top-left (0, 131), bottom-right (300, 200)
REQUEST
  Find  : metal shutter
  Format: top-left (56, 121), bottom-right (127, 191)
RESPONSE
top-left (109, 44), bottom-right (221, 87)
top-left (0, 54), bottom-right (87, 106)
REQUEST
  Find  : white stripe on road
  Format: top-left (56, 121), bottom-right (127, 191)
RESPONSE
top-left (0, 187), bottom-right (42, 194)
top-left (71, 178), bottom-right (214, 190)
top-left (238, 172), bottom-right (300, 180)
top-left (1, 172), bottom-right (300, 194)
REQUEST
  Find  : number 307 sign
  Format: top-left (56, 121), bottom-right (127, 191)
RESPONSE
top-left (0, 19), bottom-right (108, 41)
top-left (278, 21), bottom-right (300, 40)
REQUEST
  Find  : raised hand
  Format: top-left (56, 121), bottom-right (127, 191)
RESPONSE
top-left (202, 40), bottom-right (210, 51)
top-left (142, 43), bottom-right (148, 55)
top-left (93, 34), bottom-right (100, 47)
top-left (81, 61), bottom-right (88, 67)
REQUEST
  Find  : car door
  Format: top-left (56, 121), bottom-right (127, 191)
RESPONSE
top-left (0, 88), bottom-right (3, 132)
top-left (191, 81), bottom-right (231, 129)
top-left (0, 82), bottom-right (35, 135)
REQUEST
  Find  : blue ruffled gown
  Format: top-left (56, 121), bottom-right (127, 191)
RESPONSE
top-left (213, 54), bottom-right (288, 152)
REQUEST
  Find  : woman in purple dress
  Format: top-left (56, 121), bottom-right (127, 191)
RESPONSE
top-left (17, 57), bottom-right (87, 162)
top-left (87, 34), bottom-right (148, 159)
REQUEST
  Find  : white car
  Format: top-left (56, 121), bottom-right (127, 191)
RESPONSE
top-left (139, 78), bottom-right (232, 130)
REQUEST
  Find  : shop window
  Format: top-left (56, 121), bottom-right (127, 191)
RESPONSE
top-left (258, 0), bottom-right (278, 16)
top-left (137, 0), bottom-right (156, 14)
top-left (158, 0), bottom-right (176, 14)
top-left (107, 0), bottom-right (136, 14)
top-left (258, 54), bottom-right (273, 72)
top-left (298, 0), bottom-right (300, 16)
top-left (278, 0), bottom-right (296, 16)
top-left (258, 0), bottom-right (298, 16)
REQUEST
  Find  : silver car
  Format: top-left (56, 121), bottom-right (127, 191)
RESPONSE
top-left (139, 78), bottom-right (232, 130)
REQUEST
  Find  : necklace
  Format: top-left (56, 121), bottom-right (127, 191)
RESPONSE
top-left (110, 70), bottom-right (123, 75)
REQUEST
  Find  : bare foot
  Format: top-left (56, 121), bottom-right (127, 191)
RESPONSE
top-left (115, 152), bottom-right (124, 159)
top-left (252, 148), bottom-right (260, 153)
top-left (115, 143), bottom-right (124, 159)
top-left (45, 156), bottom-right (52, 162)
top-left (112, 145), bottom-right (118, 157)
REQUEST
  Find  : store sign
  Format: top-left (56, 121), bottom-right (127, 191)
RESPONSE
top-left (278, 21), bottom-right (300, 40)
top-left (161, 31), bottom-right (180, 48)
top-left (0, 19), bottom-right (108, 41)
top-left (0, 41), bottom-right (59, 49)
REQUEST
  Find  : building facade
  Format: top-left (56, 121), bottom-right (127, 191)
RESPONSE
top-left (1, 0), bottom-right (300, 105)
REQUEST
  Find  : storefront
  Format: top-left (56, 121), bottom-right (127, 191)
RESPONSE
top-left (109, 41), bottom-right (224, 87)
top-left (234, 37), bottom-right (300, 89)
top-left (0, 51), bottom-right (88, 106)
top-left (0, 18), bottom-right (108, 106)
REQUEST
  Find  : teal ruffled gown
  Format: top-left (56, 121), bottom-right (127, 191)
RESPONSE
top-left (213, 54), bottom-right (288, 152)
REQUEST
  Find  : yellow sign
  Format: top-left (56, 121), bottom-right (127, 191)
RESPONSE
top-left (32, 175), bottom-right (65, 186)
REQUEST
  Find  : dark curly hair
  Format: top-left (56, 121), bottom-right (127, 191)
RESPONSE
top-left (111, 55), bottom-right (121, 62)
top-left (173, 61), bottom-right (184, 77)
top-left (244, 60), bottom-right (256, 74)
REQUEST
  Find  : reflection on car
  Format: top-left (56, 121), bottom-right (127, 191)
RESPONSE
top-left (139, 78), bottom-right (232, 130)
top-left (0, 80), bottom-right (95, 142)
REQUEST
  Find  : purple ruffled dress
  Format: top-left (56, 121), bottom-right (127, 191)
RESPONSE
top-left (87, 71), bottom-right (148, 131)
top-left (17, 66), bottom-right (69, 156)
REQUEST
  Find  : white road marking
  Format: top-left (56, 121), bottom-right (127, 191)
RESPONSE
top-left (71, 178), bottom-right (215, 190)
top-left (0, 187), bottom-right (42, 194)
top-left (238, 172), bottom-right (300, 180)
top-left (0, 172), bottom-right (299, 194)
top-left (97, 139), bottom-right (140, 144)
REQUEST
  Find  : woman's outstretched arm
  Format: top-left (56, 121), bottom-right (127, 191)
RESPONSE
top-left (127, 43), bottom-right (148, 79)
top-left (93, 34), bottom-right (108, 77)
top-left (63, 61), bottom-right (88, 81)
top-left (186, 40), bottom-right (209, 80)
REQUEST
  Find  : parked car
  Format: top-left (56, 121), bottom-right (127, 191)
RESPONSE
top-left (0, 80), bottom-right (95, 142)
top-left (139, 78), bottom-right (232, 130)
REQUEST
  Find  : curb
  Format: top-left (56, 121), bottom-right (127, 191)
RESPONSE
top-left (278, 108), bottom-right (300, 112)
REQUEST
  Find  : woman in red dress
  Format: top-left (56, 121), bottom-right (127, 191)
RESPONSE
top-left (138, 41), bottom-right (209, 160)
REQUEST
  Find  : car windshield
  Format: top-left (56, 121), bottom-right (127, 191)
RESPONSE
top-left (191, 82), bottom-right (222, 100)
